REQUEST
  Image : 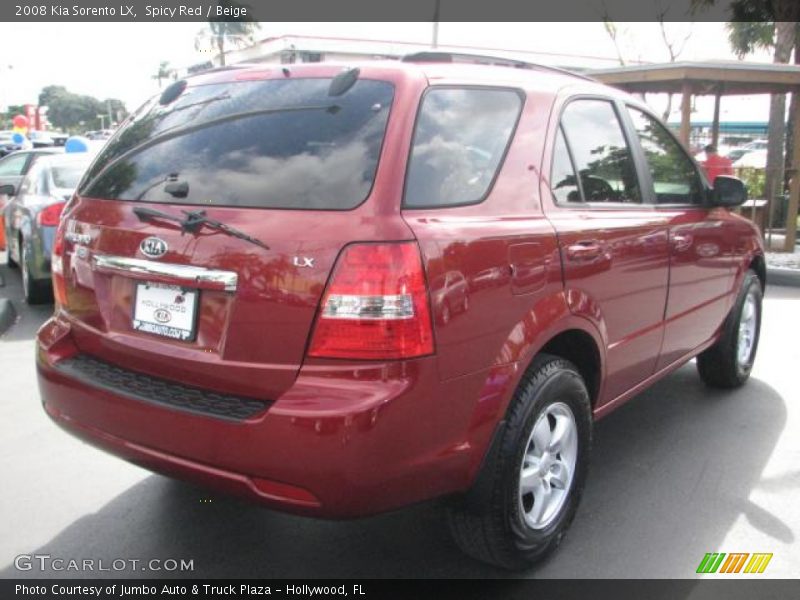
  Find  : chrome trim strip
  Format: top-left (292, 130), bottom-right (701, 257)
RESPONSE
top-left (93, 254), bottom-right (238, 292)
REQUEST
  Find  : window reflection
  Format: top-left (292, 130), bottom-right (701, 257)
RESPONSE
top-left (404, 88), bottom-right (521, 208)
top-left (628, 107), bottom-right (704, 205)
top-left (560, 100), bottom-right (641, 204)
top-left (551, 127), bottom-right (581, 203)
top-left (82, 79), bottom-right (394, 210)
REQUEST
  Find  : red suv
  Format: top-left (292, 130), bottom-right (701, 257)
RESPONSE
top-left (36, 54), bottom-right (764, 569)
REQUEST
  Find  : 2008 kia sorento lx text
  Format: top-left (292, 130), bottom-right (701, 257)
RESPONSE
top-left (36, 54), bottom-right (765, 569)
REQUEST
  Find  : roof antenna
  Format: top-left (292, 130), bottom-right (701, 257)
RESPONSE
top-left (328, 67), bottom-right (360, 97)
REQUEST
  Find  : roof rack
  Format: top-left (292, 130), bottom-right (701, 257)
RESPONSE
top-left (400, 51), bottom-right (595, 81)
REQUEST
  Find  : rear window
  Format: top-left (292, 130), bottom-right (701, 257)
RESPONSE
top-left (403, 87), bottom-right (522, 208)
top-left (79, 78), bottom-right (395, 210)
top-left (52, 164), bottom-right (86, 190)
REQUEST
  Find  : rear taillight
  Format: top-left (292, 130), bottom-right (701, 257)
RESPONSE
top-left (52, 221), bottom-right (67, 309)
top-left (308, 242), bottom-right (434, 360)
top-left (37, 201), bottom-right (66, 227)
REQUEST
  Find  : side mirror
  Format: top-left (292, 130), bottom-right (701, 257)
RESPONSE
top-left (0, 184), bottom-right (16, 196)
top-left (709, 176), bottom-right (747, 207)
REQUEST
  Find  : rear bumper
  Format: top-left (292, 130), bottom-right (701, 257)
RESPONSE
top-left (36, 316), bottom-right (501, 518)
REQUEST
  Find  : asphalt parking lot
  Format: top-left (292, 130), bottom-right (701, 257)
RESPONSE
top-left (1, 254), bottom-right (799, 579)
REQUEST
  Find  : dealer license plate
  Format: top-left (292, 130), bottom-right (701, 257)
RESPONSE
top-left (132, 282), bottom-right (198, 341)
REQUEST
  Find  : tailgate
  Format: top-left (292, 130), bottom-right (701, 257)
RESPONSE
top-left (54, 71), bottom-right (407, 401)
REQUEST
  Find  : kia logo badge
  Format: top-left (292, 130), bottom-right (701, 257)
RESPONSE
top-left (153, 309), bottom-right (171, 323)
top-left (140, 237), bottom-right (168, 259)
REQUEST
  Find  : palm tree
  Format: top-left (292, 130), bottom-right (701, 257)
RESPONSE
top-left (726, 19), bottom-right (797, 226)
top-left (195, 1), bottom-right (260, 67)
top-left (693, 0), bottom-right (799, 247)
top-left (152, 61), bottom-right (175, 89)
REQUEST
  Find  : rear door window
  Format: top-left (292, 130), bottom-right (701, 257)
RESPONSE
top-left (551, 127), bottom-right (582, 203)
top-left (627, 107), bottom-right (705, 205)
top-left (79, 78), bottom-right (395, 210)
top-left (403, 88), bottom-right (522, 208)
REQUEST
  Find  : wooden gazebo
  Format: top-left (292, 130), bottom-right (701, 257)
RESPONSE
top-left (590, 61), bottom-right (800, 252)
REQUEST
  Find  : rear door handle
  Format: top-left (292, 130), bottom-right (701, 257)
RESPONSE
top-left (565, 241), bottom-right (603, 262)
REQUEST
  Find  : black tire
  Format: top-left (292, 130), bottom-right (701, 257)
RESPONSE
top-left (6, 232), bottom-right (18, 268)
top-left (447, 353), bottom-right (592, 570)
top-left (697, 270), bottom-right (762, 389)
top-left (21, 238), bottom-right (52, 305)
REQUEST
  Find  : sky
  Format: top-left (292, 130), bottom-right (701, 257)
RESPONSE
top-left (0, 21), bottom-right (777, 124)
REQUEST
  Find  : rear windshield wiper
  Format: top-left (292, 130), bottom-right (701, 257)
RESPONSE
top-left (133, 206), bottom-right (185, 228)
top-left (182, 209), bottom-right (270, 250)
top-left (133, 206), bottom-right (269, 251)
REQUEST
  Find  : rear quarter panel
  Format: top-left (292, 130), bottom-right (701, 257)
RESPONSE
top-left (402, 87), bottom-right (564, 380)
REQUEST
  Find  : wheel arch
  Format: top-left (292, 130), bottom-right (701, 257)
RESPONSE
top-left (537, 328), bottom-right (602, 409)
top-left (749, 253), bottom-right (766, 291)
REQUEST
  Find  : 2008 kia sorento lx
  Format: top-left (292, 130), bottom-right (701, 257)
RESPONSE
top-left (36, 54), bottom-right (765, 569)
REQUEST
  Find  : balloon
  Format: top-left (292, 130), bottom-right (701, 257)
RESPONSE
top-left (12, 126), bottom-right (26, 135)
top-left (12, 114), bottom-right (28, 129)
top-left (11, 133), bottom-right (25, 144)
top-left (64, 136), bottom-right (89, 153)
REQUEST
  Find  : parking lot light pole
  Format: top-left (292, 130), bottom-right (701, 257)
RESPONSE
top-left (432, 0), bottom-right (440, 48)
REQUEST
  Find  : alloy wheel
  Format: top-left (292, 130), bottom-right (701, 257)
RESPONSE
top-left (518, 402), bottom-right (578, 530)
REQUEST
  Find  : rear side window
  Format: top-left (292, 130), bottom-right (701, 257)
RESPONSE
top-left (560, 99), bottom-right (641, 204)
top-left (51, 164), bottom-right (85, 190)
top-left (0, 153), bottom-right (28, 177)
top-left (79, 78), bottom-right (394, 210)
top-left (403, 88), bottom-right (522, 208)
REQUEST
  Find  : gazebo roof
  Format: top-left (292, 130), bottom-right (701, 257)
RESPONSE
top-left (588, 61), bottom-right (800, 95)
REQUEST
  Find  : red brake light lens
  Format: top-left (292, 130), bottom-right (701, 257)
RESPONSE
top-left (51, 220), bottom-right (67, 309)
top-left (308, 242), bottom-right (434, 360)
top-left (37, 202), bottom-right (66, 227)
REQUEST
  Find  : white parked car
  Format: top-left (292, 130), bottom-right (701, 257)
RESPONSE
top-left (733, 149), bottom-right (767, 169)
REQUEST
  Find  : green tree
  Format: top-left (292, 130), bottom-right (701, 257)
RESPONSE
top-left (37, 85), bottom-right (127, 132)
top-left (5, 104), bottom-right (26, 117)
top-left (1, 104), bottom-right (27, 127)
top-left (195, 0), bottom-right (260, 67)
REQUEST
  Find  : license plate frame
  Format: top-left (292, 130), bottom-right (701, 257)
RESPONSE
top-left (132, 281), bottom-right (200, 342)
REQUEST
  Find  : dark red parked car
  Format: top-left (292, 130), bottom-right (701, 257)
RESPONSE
top-left (36, 54), bottom-right (764, 569)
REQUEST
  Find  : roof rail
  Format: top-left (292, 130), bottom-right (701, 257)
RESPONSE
top-left (185, 63), bottom-right (252, 79)
top-left (401, 51), bottom-right (595, 81)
